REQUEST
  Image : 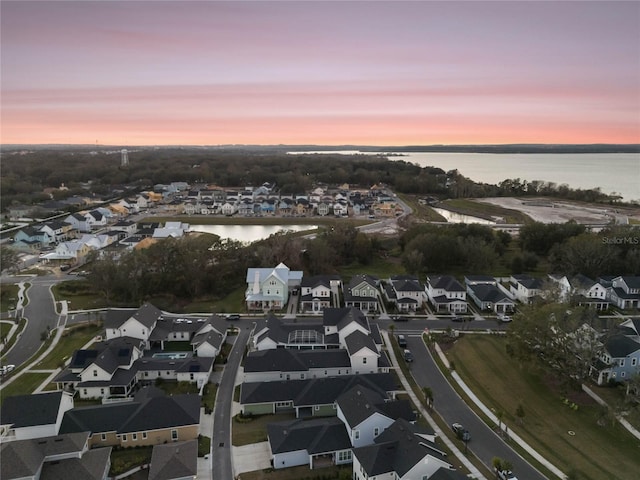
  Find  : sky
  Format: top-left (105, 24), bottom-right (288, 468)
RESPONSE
top-left (1, 1), bottom-right (639, 146)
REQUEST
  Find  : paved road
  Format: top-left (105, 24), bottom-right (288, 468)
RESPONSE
top-left (212, 325), bottom-right (252, 480)
top-left (405, 334), bottom-right (548, 480)
top-left (2, 275), bottom-right (65, 367)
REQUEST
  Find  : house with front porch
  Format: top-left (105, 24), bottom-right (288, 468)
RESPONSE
top-left (40, 240), bottom-right (93, 265)
top-left (104, 303), bottom-right (163, 342)
top-left (0, 391), bottom-right (74, 441)
top-left (591, 318), bottom-right (640, 385)
top-left (299, 275), bottom-right (341, 313)
top-left (40, 220), bottom-right (75, 243)
top-left (608, 276), bottom-right (640, 310)
top-left (245, 263), bottom-right (303, 311)
top-left (253, 315), bottom-right (338, 351)
top-left (425, 275), bottom-right (468, 313)
top-left (548, 274), bottom-right (609, 310)
top-left (465, 276), bottom-right (515, 314)
top-left (344, 275), bottom-right (380, 313)
top-left (510, 274), bottom-right (544, 304)
top-left (386, 275), bottom-right (425, 312)
top-left (13, 226), bottom-right (54, 251)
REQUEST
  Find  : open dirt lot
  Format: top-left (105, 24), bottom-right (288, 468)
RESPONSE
top-left (474, 197), bottom-right (640, 224)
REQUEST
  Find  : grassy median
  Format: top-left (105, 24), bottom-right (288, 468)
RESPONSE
top-left (445, 334), bottom-right (640, 480)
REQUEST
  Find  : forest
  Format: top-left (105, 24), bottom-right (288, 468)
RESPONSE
top-left (0, 147), bottom-right (622, 211)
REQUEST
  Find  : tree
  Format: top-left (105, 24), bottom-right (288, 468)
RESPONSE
top-left (515, 403), bottom-right (525, 425)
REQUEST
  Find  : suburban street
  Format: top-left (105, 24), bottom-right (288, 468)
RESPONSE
top-left (406, 334), bottom-right (548, 480)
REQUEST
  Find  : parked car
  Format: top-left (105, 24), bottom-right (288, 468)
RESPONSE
top-left (451, 422), bottom-right (470, 441)
top-left (403, 349), bottom-right (414, 362)
top-left (497, 469), bottom-right (518, 480)
top-left (394, 315), bottom-right (409, 322)
top-left (397, 335), bottom-right (407, 347)
top-left (226, 314), bottom-right (241, 321)
top-left (451, 316), bottom-right (464, 322)
top-left (498, 315), bottom-right (512, 323)
top-left (0, 365), bottom-right (15, 375)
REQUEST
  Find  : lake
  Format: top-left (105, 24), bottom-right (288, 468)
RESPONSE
top-left (289, 151), bottom-right (640, 202)
top-left (189, 224), bottom-right (318, 243)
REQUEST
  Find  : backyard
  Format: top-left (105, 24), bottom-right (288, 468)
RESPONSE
top-left (445, 334), bottom-right (640, 480)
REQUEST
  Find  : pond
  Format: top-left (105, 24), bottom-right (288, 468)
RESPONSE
top-left (432, 208), bottom-right (496, 225)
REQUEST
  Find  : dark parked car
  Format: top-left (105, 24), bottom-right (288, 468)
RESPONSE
top-left (403, 349), bottom-right (414, 362)
top-left (451, 422), bottom-right (471, 441)
top-left (397, 335), bottom-right (407, 348)
top-left (393, 315), bottom-right (409, 322)
top-left (226, 314), bottom-right (241, 321)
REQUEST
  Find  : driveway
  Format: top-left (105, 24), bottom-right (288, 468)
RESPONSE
top-left (233, 442), bottom-right (271, 475)
top-left (406, 335), bottom-right (548, 480)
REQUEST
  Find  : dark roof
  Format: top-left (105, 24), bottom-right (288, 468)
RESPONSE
top-left (300, 275), bottom-right (340, 288)
top-left (148, 440), bottom-right (198, 480)
top-left (605, 334), bottom-right (640, 358)
top-left (244, 348), bottom-right (351, 373)
top-left (468, 284), bottom-right (514, 304)
top-left (268, 417), bottom-right (351, 455)
top-left (149, 316), bottom-right (205, 340)
top-left (428, 275), bottom-right (465, 292)
top-left (85, 337), bottom-right (141, 374)
top-left (571, 274), bottom-right (596, 289)
top-left (344, 330), bottom-right (378, 356)
top-left (40, 446), bottom-right (112, 480)
top-left (241, 373), bottom-right (399, 406)
top-left (1, 391), bottom-right (66, 428)
top-left (348, 274), bottom-right (379, 289)
top-left (104, 308), bottom-right (136, 329)
top-left (191, 328), bottom-right (225, 351)
top-left (60, 393), bottom-right (200, 435)
top-left (390, 276), bottom-right (423, 292)
top-left (620, 276), bottom-right (640, 289)
top-left (337, 385), bottom-right (414, 428)
top-left (104, 303), bottom-right (162, 330)
top-left (511, 274), bottom-right (543, 290)
top-left (353, 418), bottom-right (449, 477)
top-left (323, 307), bottom-right (370, 332)
top-left (430, 468), bottom-right (470, 480)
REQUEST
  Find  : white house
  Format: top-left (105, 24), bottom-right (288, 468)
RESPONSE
top-left (0, 391), bottom-right (74, 441)
top-left (104, 303), bottom-right (163, 342)
top-left (608, 276), bottom-right (640, 310)
top-left (425, 275), bottom-right (467, 313)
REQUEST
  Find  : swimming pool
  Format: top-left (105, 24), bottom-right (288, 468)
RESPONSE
top-left (152, 352), bottom-right (190, 359)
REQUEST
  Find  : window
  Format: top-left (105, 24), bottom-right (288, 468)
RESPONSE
top-left (633, 358), bottom-right (637, 366)
top-left (354, 430), bottom-right (360, 440)
top-left (122, 434), bottom-right (127, 442)
top-left (93, 370), bottom-right (98, 377)
top-left (142, 432), bottom-right (147, 439)
top-left (363, 357), bottom-right (367, 364)
top-left (315, 405), bottom-right (320, 411)
top-left (101, 433), bottom-right (107, 441)
top-left (83, 389), bottom-right (87, 396)
top-left (622, 372), bottom-right (626, 378)
top-left (171, 429), bottom-right (178, 440)
top-left (337, 450), bottom-right (352, 462)
top-left (100, 388), bottom-right (104, 395)
top-left (374, 427), bottom-right (380, 437)
top-left (132, 433), bottom-right (137, 440)
top-left (620, 359), bottom-right (626, 367)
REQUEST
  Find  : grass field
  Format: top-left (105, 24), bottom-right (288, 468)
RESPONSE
top-left (232, 412), bottom-right (296, 446)
top-left (34, 322), bottom-right (102, 370)
top-left (446, 335), bottom-right (640, 480)
top-left (441, 198), bottom-right (533, 224)
top-left (0, 283), bottom-right (20, 312)
top-left (0, 372), bottom-right (52, 403)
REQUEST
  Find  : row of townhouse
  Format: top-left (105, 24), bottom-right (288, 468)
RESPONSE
top-left (239, 306), bottom-right (466, 479)
top-left (0, 391), bottom-right (199, 480)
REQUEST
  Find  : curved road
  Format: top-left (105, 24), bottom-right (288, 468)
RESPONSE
top-left (406, 334), bottom-right (548, 480)
top-left (2, 275), bottom-right (65, 367)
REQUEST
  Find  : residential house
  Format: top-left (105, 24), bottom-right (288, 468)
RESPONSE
top-left (0, 432), bottom-right (111, 480)
top-left (220, 202), bottom-right (237, 216)
top-left (13, 226), bottom-right (53, 251)
top-left (40, 220), bottom-right (75, 243)
top-left (245, 263), bottom-right (303, 311)
top-left (64, 213), bottom-right (92, 233)
top-left (465, 276), bottom-right (515, 314)
top-left (352, 418), bottom-right (459, 480)
top-left (425, 275), bottom-right (468, 313)
top-left (268, 417), bottom-right (353, 470)
top-left (240, 373), bottom-right (399, 417)
top-left (59, 389), bottom-right (200, 448)
top-left (591, 318), bottom-right (640, 385)
top-left (104, 303), bottom-right (163, 342)
top-left (152, 221), bottom-right (189, 239)
top-left (344, 275), bottom-right (380, 313)
top-left (387, 275), bottom-right (425, 313)
top-left (134, 357), bottom-right (213, 389)
top-left (40, 240), bottom-right (93, 265)
top-left (85, 210), bottom-right (108, 230)
top-left (510, 274), bottom-right (544, 304)
top-left (148, 439), bottom-right (198, 480)
top-left (243, 349), bottom-right (353, 383)
top-left (336, 385), bottom-right (416, 448)
top-left (110, 220), bottom-right (138, 237)
top-left (299, 275), bottom-right (341, 313)
top-left (253, 315), bottom-right (338, 351)
top-left (548, 274), bottom-right (609, 310)
top-left (0, 391), bottom-right (74, 441)
top-left (608, 276), bottom-right (640, 310)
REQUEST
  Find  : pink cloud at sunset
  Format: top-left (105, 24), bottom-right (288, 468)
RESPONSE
top-left (1, 1), bottom-right (639, 145)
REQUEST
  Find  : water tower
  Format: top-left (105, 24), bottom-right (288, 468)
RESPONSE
top-left (121, 149), bottom-right (129, 167)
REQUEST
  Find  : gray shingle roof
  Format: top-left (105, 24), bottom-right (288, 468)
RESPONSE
top-left (605, 334), bottom-right (640, 358)
top-left (104, 303), bottom-right (162, 330)
top-left (428, 275), bottom-right (465, 292)
top-left (268, 417), bottom-right (351, 455)
top-left (1, 391), bottom-right (66, 428)
top-left (323, 307), bottom-right (370, 332)
top-left (40, 446), bottom-right (112, 480)
top-left (244, 349), bottom-right (351, 373)
top-left (344, 330), bottom-right (378, 356)
top-left (149, 439), bottom-right (198, 480)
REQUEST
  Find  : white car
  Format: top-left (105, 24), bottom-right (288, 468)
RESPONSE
top-left (497, 470), bottom-right (518, 480)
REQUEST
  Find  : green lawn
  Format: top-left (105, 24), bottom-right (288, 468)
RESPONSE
top-left (1, 321), bottom-right (13, 339)
top-left (232, 412), bottom-right (296, 446)
top-left (51, 281), bottom-right (110, 310)
top-left (34, 322), bottom-right (102, 370)
top-left (339, 256), bottom-right (405, 279)
top-left (0, 372), bottom-right (52, 404)
top-left (445, 335), bottom-right (640, 480)
top-left (109, 446), bottom-right (153, 476)
top-left (0, 283), bottom-right (19, 312)
top-left (441, 198), bottom-right (533, 224)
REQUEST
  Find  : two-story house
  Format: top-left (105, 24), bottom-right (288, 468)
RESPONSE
top-left (104, 303), bottom-right (163, 343)
top-left (344, 275), bottom-right (380, 312)
top-left (299, 275), bottom-right (341, 313)
top-left (608, 276), bottom-right (640, 310)
top-left (245, 263), bottom-right (303, 311)
top-left (13, 226), bottom-right (53, 251)
top-left (386, 275), bottom-right (425, 313)
top-left (592, 318), bottom-right (640, 385)
top-left (510, 274), bottom-right (544, 304)
top-left (0, 391), bottom-right (74, 441)
top-left (465, 276), bottom-right (515, 314)
top-left (425, 275), bottom-right (468, 313)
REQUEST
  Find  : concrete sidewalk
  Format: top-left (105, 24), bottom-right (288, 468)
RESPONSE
top-left (381, 330), bottom-right (486, 480)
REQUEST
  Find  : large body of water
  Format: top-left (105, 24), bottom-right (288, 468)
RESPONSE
top-left (189, 224), bottom-right (317, 243)
top-left (289, 151), bottom-right (639, 202)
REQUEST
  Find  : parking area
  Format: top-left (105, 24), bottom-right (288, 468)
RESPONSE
top-left (232, 441), bottom-right (272, 475)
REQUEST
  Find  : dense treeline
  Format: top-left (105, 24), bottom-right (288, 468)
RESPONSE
top-left (1, 147), bottom-right (621, 211)
top-left (86, 222), bottom-right (382, 305)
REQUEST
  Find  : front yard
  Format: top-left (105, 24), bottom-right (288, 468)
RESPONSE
top-left (444, 334), bottom-right (640, 480)
top-left (232, 412), bottom-right (296, 446)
